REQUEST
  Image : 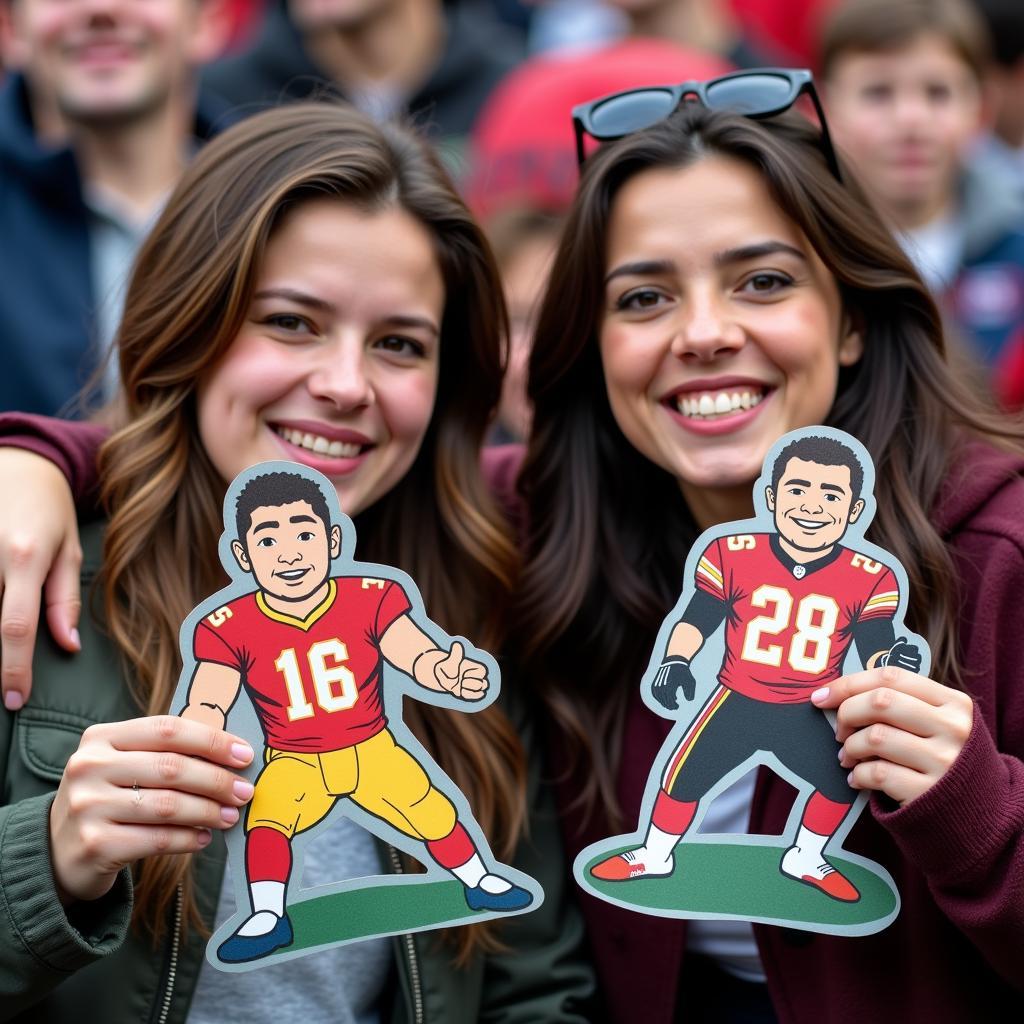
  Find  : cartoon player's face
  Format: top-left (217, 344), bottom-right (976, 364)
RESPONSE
top-left (231, 499), bottom-right (341, 602)
top-left (766, 457), bottom-right (865, 554)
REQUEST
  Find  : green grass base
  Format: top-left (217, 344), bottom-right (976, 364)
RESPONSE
top-left (580, 841), bottom-right (898, 931)
top-left (284, 878), bottom-right (473, 952)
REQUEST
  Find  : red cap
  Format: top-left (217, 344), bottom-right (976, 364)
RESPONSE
top-left (467, 38), bottom-right (734, 221)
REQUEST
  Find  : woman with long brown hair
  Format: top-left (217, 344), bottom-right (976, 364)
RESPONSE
top-left (0, 102), bottom-right (592, 1021)
top-left (506, 94), bottom-right (1024, 1020)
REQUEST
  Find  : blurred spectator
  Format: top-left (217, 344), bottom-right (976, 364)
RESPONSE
top-left (469, 38), bottom-right (732, 440)
top-left (972, 0), bottom-right (1024, 196)
top-left (487, 209), bottom-right (560, 442)
top-left (0, 0), bottom-right (230, 416)
top-left (822, 0), bottom-right (1024, 368)
top-left (529, 0), bottom-right (778, 67)
top-left (203, 0), bottom-right (525, 168)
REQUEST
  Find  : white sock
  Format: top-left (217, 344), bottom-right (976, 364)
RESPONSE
top-left (478, 873), bottom-right (513, 894)
top-left (641, 823), bottom-right (680, 865)
top-left (451, 853), bottom-right (487, 888)
top-left (250, 880), bottom-right (286, 917)
top-left (791, 825), bottom-right (828, 859)
top-left (237, 911), bottom-right (281, 937)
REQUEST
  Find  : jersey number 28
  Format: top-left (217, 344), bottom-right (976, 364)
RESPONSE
top-left (740, 586), bottom-right (839, 675)
top-left (275, 640), bottom-right (357, 721)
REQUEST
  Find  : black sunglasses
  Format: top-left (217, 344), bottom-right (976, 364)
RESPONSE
top-left (571, 67), bottom-right (842, 182)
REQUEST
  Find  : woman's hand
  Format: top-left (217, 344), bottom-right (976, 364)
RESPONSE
top-left (0, 449), bottom-right (82, 712)
top-left (811, 665), bottom-right (974, 806)
top-left (49, 716), bottom-right (255, 904)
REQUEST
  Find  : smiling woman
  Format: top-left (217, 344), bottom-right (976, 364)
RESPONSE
top-left (0, 103), bottom-right (593, 1022)
top-left (514, 101), bottom-right (1024, 1021)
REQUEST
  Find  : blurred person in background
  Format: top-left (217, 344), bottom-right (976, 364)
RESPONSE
top-left (0, 0), bottom-right (231, 417)
top-left (821, 0), bottom-right (1024, 372)
top-left (203, 0), bottom-right (524, 169)
top-left (486, 209), bottom-right (559, 443)
top-left (972, 0), bottom-right (1024, 196)
top-left (469, 37), bottom-right (733, 444)
top-left (529, 0), bottom-right (779, 67)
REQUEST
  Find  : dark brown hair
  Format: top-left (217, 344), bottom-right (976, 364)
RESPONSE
top-left (97, 103), bottom-right (523, 959)
top-left (514, 104), bottom-right (1021, 827)
top-left (821, 0), bottom-right (991, 82)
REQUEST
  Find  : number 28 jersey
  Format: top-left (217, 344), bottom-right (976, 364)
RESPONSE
top-left (193, 577), bottom-right (411, 752)
top-left (694, 533), bottom-right (899, 704)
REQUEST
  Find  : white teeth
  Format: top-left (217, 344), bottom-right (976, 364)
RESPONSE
top-left (674, 388), bottom-right (767, 420)
top-left (275, 427), bottom-right (361, 458)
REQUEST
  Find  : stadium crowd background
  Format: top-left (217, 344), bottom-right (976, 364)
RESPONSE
top-left (3, 0), bottom-right (1024, 428)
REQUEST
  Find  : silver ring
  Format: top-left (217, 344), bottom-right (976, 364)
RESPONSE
top-left (132, 781), bottom-right (143, 806)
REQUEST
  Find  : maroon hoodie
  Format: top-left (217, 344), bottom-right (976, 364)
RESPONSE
top-left (5, 416), bottom-right (1024, 1020)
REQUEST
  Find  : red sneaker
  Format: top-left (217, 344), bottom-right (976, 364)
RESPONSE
top-left (591, 849), bottom-right (673, 882)
top-left (781, 846), bottom-right (860, 902)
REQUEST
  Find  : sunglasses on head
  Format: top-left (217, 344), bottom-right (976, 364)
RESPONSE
top-left (571, 67), bottom-right (842, 182)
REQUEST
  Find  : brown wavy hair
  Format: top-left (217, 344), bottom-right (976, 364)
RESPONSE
top-left (514, 104), bottom-right (1024, 828)
top-left (96, 103), bottom-right (523, 959)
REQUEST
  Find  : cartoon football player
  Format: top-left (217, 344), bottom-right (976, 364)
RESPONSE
top-left (182, 470), bottom-right (532, 963)
top-left (591, 434), bottom-right (922, 901)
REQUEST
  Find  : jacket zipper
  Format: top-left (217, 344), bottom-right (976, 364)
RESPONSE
top-left (156, 884), bottom-right (184, 1024)
top-left (388, 846), bottom-right (425, 1024)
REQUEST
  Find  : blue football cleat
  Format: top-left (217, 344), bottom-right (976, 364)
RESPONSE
top-left (464, 882), bottom-right (533, 912)
top-left (217, 914), bottom-right (293, 963)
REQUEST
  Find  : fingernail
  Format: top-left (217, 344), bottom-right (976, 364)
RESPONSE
top-left (220, 806), bottom-right (240, 825)
top-left (847, 771), bottom-right (856, 787)
top-left (837, 747), bottom-right (845, 760)
top-left (233, 779), bottom-right (254, 801)
top-left (231, 742), bottom-right (253, 764)
top-left (4, 691), bottom-right (24, 712)
top-left (70, 628), bottom-right (81, 650)
top-left (811, 687), bottom-right (829, 703)
top-left (197, 829), bottom-right (212, 847)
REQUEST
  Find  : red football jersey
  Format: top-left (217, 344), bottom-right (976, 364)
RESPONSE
top-left (694, 532), bottom-right (899, 703)
top-left (194, 576), bottom-right (411, 752)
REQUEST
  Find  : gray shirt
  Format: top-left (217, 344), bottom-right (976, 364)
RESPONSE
top-left (188, 813), bottom-right (393, 1024)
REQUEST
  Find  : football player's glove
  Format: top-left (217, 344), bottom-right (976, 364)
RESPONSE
top-left (879, 637), bottom-right (922, 673)
top-left (651, 656), bottom-right (696, 710)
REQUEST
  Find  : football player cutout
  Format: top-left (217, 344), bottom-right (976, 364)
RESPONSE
top-left (585, 428), bottom-right (926, 924)
top-left (178, 465), bottom-right (535, 966)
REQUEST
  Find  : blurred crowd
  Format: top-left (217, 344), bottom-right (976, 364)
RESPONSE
top-left (2, 0), bottom-right (1024, 425)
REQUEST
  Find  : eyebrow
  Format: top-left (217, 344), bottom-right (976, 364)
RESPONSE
top-left (252, 519), bottom-right (279, 534)
top-left (604, 241), bottom-right (807, 286)
top-left (289, 514), bottom-right (317, 525)
top-left (252, 289), bottom-right (439, 337)
top-left (784, 477), bottom-right (847, 495)
top-left (254, 288), bottom-right (334, 312)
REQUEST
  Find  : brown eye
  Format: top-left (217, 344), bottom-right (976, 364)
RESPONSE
top-left (740, 272), bottom-right (792, 296)
top-left (618, 288), bottom-right (665, 311)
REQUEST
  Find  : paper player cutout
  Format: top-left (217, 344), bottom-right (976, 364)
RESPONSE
top-left (173, 461), bottom-right (541, 971)
top-left (575, 427), bottom-right (923, 935)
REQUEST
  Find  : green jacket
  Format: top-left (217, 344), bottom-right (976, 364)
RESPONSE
top-left (0, 523), bottom-right (595, 1023)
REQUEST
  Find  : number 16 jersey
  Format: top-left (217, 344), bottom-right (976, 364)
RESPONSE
top-left (694, 533), bottom-right (899, 704)
top-left (193, 577), bottom-right (411, 752)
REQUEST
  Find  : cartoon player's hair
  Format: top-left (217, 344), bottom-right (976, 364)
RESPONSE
top-left (234, 471), bottom-right (332, 550)
top-left (770, 435), bottom-right (865, 502)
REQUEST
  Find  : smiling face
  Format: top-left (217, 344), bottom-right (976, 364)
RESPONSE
top-left (598, 155), bottom-right (863, 526)
top-left (767, 457), bottom-right (864, 555)
top-left (231, 500), bottom-right (342, 603)
top-left (3, 0), bottom-right (221, 126)
top-left (825, 34), bottom-right (982, 226)
top-left (197, 197), bottom-right (444, 519)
